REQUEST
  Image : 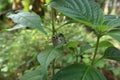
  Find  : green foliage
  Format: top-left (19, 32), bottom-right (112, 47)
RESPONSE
top-left (46, 0), bottom-right (51, 3)
top-left (37, 46), bottom-right (63, 73)
top-left (20, 69), bottom-right (43, 80)
top-left (48, 0), bottom-right (120, 79)
top-left (104, 47), bottom-right (120, 62)
top-left (66, 41), bottom-right (79, 48)
top-left (0, 0), bottom-right (11, 11)
top-left (104, 15), bottom-right (120, 31)
top-left (7, 11), bottom-right (45, 33)
top-left (0, 30), bottom-right (46, 80)
top-left (7, 24), bottom-right (26, 31)
top-left (1, 0), bottom-right (120, 80)
top-left (80, 44), bottom-right (92, 53)
top-left (49, 0), bottom-right (120, 36)
top-left (50, 0), bottom-right (104, 29)
top-left (52, 64), bottom-right (106, 80)
top-left (95, 41), bottom-right (113, 48)
top-left (107, 30), bottom-right (120, 42)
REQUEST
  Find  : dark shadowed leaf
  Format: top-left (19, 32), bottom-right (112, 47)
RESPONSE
top-left (50, 0), bottom-right (104, 28)
top-left (7, 10), bottom-right (46, 33)
top-left (104, 47), bottom-right (120, 62)
top-left (52, 64), bottom-right (106, 80)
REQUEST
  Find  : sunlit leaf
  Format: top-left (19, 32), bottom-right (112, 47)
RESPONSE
top-left (52, 64), bottom-right (106, 80)
top-left (46, 0), bottom-right (51, 3)
top-left (7, 24), bottom-right (25, 31)
top-left (104, 47), bottom-right (120, 62)
top-left (66, 41), bottom-right (79, 48)
top-left (7, 10), bottom-right (46, 33)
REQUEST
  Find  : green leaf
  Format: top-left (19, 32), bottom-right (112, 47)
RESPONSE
top-left (104, 15), bottom-right (116, 20)
top-left (66, 41), bottom-right (79, 48)
top-left (104, 18), bottom-right (120, 31)
top-left (20, 70), bottom-right (43, 80)
top-left (94, 41), bottom-right (113, 48)
top-left (7, 24), bottom-right (25, 31)
top-left (7, 10), bottom-right (46, 33)
top-left (46, 0), bottom-right (51, 3)
top-left (80, 44), bottom-right (91, 53)
top-left (37, 46), bottom-right (63, 73)
top-left (50, 0), bottom-right (104, 28)
top-left (52, 64), bottom-right (106, 80)
top-left (104, 47), bottom-right (120, 62)
top-left (107, 30), bottom-right (120, 42)
top-left (102, 15), bottom-right (120, 31)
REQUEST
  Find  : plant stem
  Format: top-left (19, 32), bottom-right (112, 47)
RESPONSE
top-left (51, 8), bottom-right (56, 76)
top-left (91, 35), bottom-right (101, 66)
top-left (51, 8), bottom-right (56, 35)
top-left (76, 55), bottom-right (79, 63)
top-left (75, 49), bottom-right (79, 63)
top-left (52, 59), bottom-right (55, 75)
